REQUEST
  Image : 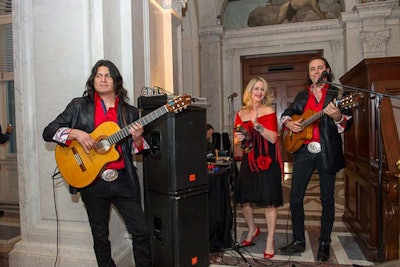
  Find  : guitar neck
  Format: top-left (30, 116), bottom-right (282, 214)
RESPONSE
top-left (107, 105), bottom-right (169, 144)
top-left (301, 110), bottom-right (325, 129)
top-left (300, 97), bottom-right (347, 128)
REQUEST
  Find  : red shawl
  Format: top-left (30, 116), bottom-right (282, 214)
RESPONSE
top-left (235, 112), bottom-right (283, 174)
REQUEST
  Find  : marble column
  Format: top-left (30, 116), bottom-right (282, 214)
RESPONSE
top-left (9, 0), bottom-right (141, 266)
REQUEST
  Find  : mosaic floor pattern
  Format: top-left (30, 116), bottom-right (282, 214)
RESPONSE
top-left (210, 178), bottom-right (377, 267)
top-left (0, 180), bottom-right (387, 267)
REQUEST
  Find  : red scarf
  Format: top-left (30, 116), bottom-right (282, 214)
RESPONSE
top-left (235, 112), bottom-right (283, 175)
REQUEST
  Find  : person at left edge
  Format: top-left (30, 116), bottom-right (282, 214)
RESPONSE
top-left (42, 59), bottom-right (152, 267)
top-left (0, 123), bottom-right (12, 144)
top-left (0, 123), bottom-right (13, 217)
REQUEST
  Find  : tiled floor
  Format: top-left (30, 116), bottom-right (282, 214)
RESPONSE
top-left (209, 177), bottom-right (378, 267)
top-left (0, 179), bottom-right (388, 267)
top-left (0, 205), bottom-right (20, 242)
top-left (0, 205), bottom-right (20, 267)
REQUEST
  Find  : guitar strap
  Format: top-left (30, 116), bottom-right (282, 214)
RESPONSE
top-left (121, 104), bottom-right (128, 127)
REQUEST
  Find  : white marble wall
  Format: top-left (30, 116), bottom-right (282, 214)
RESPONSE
top-left (10, 0), bottom-right (137, 266)
top-left (10, 0), bottom-right (190, 265)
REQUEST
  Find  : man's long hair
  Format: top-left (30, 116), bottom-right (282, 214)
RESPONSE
top-left (83, 59), bottom-right (129, 103)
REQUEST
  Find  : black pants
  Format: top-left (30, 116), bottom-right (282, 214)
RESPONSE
top-left (80, 170), bottom-right (152, 267)
top-left (290, 145), bottom-right (336, 243)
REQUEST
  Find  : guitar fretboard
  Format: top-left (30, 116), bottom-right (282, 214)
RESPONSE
top-left (301, 110), bottom-right (325, 129)
top-left (107, 105), bottom-right (169, 145)
top-left (300, 97), bottom-right (348, 129)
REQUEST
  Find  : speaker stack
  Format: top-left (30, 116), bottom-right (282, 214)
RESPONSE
top-left (139, 95), bottom-right (209, 267)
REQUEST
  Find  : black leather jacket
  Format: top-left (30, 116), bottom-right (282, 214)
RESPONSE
top-left (281, 86), bottom-right (353, 173)
top-left (43, 96), bottom-right (142, 199)
top-left (0, 124), bottom-right (10, 144)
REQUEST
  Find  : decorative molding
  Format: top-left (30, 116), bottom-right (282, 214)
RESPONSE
top-left (340, 11), bottom-right (361, 22)
top-left (360, 30), bottom-right (390, 52)
top-left (330, 40), bottom-right (343, 52)
top-left (223, 49), bottom-right (234, 60)
top-left (171, 0), bottom-right (188, 14)
top-left (199, 19), bottom-right (342, 39)
top-left (223, 19), bottom-right (342, 39)
top-left (355, 0), bottom-right (397, 18)
top-left (199, 25), bottom-right (224, 36)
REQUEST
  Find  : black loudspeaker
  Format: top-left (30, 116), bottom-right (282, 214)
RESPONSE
top-left (142, 102), bottom-right (209, 266)
top-left (146, 189), bottom-right (209, 267)
top-left (143, 106), bottom-right (207, 194)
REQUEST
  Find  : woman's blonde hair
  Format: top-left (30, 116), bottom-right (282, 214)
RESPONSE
top-left (241, 77), bottom-right (274, 109)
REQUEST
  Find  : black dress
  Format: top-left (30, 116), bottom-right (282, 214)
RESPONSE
top-left (234, 113), bottom-right (283, 207)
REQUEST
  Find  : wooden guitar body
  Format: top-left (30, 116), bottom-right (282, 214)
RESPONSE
top-left (54, 94), bottom-right (192, 188)
top-left (282, 92), bottom-right (362, 153)
top-left (55, 121), bottom-right (121, 188)
top-left (283, 110), bottom-right (315, 153)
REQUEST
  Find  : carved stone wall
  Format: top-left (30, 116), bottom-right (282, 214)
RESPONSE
top-left (198, 0), bottom-right (400, 132)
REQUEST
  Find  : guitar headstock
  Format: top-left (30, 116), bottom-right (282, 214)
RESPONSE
top-left (339, 92), bottom-right (364, 109)
top-left (166, 94), bottom-right (192, 113)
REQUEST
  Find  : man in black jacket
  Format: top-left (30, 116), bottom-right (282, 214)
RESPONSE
top-left (278, 56), bottom-right (353, 262)
top-left (43, 60), bottom-right (152, 267)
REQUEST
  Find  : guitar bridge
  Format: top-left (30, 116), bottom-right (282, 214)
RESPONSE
top-left (72, 147), bottom-right (86, 172)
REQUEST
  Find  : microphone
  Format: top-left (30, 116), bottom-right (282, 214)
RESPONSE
top-left (227, 92), bottom-right (237, 99)
top-left (317, 71), bottom-right (329, 84)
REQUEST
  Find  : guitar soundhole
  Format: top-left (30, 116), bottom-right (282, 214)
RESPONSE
top-left (96, 139), bottom-right (111, 154)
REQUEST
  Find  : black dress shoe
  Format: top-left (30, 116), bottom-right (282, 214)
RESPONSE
top-left (278, 240), bottom-right (305, 255)
top-left (0, 210), bottom-right (4, 217)
top-left (317, 241), bottom-right (330, 262)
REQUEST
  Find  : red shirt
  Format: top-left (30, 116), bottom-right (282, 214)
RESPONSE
top-left (302, 84), bottom-right (329, 144)
top-left (94, 93), bottom-right (125, 170)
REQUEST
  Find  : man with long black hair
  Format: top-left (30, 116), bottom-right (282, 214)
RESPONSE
top-left (278, 56), bottom-right (353, 262)
top-left (43, 60), bottom-right (152, 267)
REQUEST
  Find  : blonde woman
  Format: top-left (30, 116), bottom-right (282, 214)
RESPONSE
top-left (234, 77), bottom-right (283, 259)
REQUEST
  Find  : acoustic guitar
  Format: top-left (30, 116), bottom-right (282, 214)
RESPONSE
top-left (283, 93), bottom-right (362, 153)
top-left (55, 94), bottom-right (192, 188)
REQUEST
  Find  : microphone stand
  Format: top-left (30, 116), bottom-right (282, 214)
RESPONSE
top-left (321, 80), bottom-right (400, 262)
top-left (228, 95), bottom-right (253, 267)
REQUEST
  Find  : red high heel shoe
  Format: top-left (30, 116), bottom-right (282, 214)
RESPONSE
top-left (263, 251), bottom-right (274, 259)
top-left (264, 240), bottom-right (275, 259)
top-left (241, 226), bottom-right (260, 247)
